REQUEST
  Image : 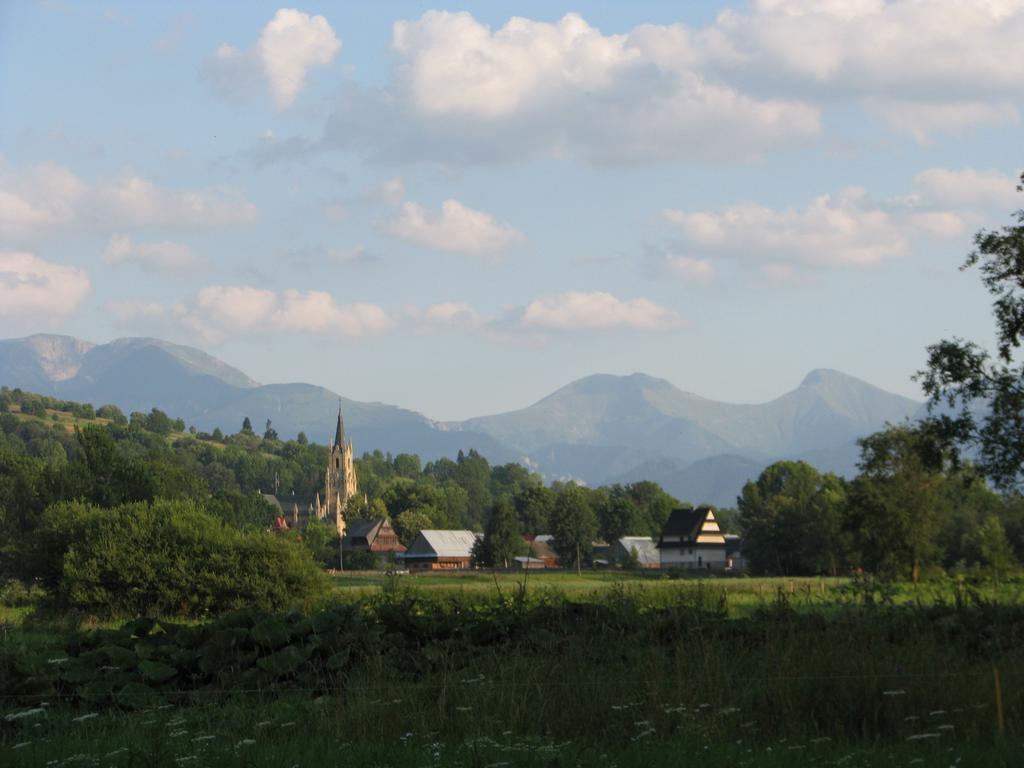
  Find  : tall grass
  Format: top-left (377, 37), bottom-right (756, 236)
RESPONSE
top-left (3, 579), bottom-right (1023, 765)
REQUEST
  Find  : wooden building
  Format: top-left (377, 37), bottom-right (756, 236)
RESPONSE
top-left (343, 517), bottom-right (406, 560)
top-left (657, 506), bottom-right (727, 570)
top-left (402, 530), bottom-right (479, 571)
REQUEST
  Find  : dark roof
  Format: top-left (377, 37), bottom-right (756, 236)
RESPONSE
top-left (262, 492), bottom-right (317, 513)
top-left (346, 518), bottom-right (383, 540)
top-left (660, 506), bottom-right (713, 539)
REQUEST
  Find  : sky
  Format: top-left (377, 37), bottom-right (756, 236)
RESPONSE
top-left (0, 1), bottom-right (1021, 421)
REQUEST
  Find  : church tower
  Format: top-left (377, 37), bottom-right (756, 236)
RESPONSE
top-left (324, 405), bottom-right (357, 537)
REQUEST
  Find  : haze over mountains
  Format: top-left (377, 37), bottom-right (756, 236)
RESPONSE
top-left (0, 334), bottom-right (923, 506)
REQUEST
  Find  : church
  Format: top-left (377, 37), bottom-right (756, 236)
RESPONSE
top-left (263, 406), bottom-right (357, 537)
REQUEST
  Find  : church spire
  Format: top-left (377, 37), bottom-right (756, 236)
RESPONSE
top-left (334, 401), bottom-right (345, 447)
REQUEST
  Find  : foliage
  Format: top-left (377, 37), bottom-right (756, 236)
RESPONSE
top-left (29, 499), bottom-right (325, 616)
top-left (917, 172), bottom-right (1024, 488)
top-left (550, 484), bottom-right (598, 569)
top-left (738, 461), bottom-right (847, 575)
top-left (473, 496), bottom-right (525, 568)
top-left (846, 425), bottom-right (953, 581)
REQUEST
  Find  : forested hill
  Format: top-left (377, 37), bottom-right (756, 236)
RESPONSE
top-left (0, 387), bottom-right (703, 554)
top-left (0, 334), bottom-right (923, 505)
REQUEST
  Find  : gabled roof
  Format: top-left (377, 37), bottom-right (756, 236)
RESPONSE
top-left (346, 518), bottom-right (384, 541)
top-left (405, 529), bottom-right (478, 559)
top-left (660, 506), bottom-right (713, 539)
top-left (616, 536), bottom-right (659, 566)
top-left (261, 492), bottom-right (316, 512)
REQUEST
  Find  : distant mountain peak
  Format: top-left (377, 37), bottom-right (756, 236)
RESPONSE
top-left (14, 334), bottom-right (95, 382)
top-left (800, 368), bottom-right (860, 387)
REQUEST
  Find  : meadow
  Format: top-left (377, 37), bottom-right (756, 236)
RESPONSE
top-left (3, 573), bottom-right (1023, 767)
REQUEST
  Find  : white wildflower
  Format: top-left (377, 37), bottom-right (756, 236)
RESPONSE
top-left (5, 707), bottom-right (46, 721)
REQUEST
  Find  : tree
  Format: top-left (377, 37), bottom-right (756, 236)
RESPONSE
top-left (918, 172), bottom-right (1024, 489)
top-left (550, 484), bottom-right (597, 573)
top-left (296, 431), bottom-right (308, 445)
top-left (97, 404), bottom-right (127, 425)
top-left (393, 508), bottom-right (435, 546)
top-left (263, 419), bottom-right (279, 441)
top-left (738, 461), bottom-right (847, 575)
top-left (965, 515), bottom-right (1017, 574)
top-left (144, 408), bottom-right (173, 436)
top-left (513, 484), bottom-right (553, 535)
top-left (596, 486), bottom-right (641, 543)
top-left (475, 496), bottom-right (523, 568)
top-left (846, 425), bottom-right (951, 581)
top-left (241, 417), bottom-right (253, 435)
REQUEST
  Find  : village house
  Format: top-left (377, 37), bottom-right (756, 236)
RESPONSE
top-left (523, 535), bottom-right (558, 568)
top-left (657, 506), bottom-right (727, 570)
top-left (612, 536), bottom-right (660, 569)
top-left (343, 517), bottom-right (406, 562)
top-left (402, 530), bottom-right (480, 571)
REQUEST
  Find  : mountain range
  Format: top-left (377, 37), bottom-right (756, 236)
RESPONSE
top-left (0, 334), bottom-right (924, 506)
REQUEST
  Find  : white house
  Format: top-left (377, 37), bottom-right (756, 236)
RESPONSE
top-left (657, 507), bottom-right (727, 570)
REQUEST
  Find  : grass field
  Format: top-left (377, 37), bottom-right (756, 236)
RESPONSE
top-left (3, 575), bottom-right (1023, 766)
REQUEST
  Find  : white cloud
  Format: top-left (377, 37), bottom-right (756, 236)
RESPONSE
top-left (704, 0), bottom-right (1024, 138)
top-left (386, 199), bottom-right (525, 256)
top-left (411, 301), bottom-right (484, 330)
top-left (102, 234), bottom-right (200, 272)
top-left (0, 163), bottom-right (257, 238)
top-left (326, 11), bottom-right (819, 163)
top-left (665, 255), bottom-right (715, 284)
top-left (258, 9), bottom-right (342, 109)
top-left (271, 290), bottom-right (395, 335)
top-left (520, 291), bottom-right (683, 331)
top-left (173, 285), bottom-right (395, 342)
top-left (865, 99), bottom-right (1019, 142)
top-left (661, 167), bottom-right (1019, 272)
top-left (911, 167), bottom-right (1022, 210)
top-left (0, 251), bottom-right (90, 318)
top-left (206, 8), bottom-right (341, 110)
top-left (664, 187), bottom-right (909, 268)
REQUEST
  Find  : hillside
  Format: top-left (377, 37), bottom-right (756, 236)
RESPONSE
top-left (0, 334), bottom-right (923, 504)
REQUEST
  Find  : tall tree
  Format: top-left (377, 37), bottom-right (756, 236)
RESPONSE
top-left (738, 461), bottom-right (847, 575)
top-left (550, 484), bottom-right (597, 573)
top-left (846, 425), bottom-right (951, 581)
top-left (475, 496), bottom-right (524, 568)
top-left (918, 172), bottom-right (1024, 488)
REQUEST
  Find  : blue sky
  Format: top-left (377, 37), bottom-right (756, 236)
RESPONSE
top-left (1, 1), bottom-right (1021, 419)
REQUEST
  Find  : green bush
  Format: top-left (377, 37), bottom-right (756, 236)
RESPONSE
top-left (31, 499), bottom-right (327, 617)
top-left (0, 578), bottom-right (46, 607)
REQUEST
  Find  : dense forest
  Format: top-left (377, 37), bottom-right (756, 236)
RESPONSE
top-left (2, 380), bottom-right (1023, 612)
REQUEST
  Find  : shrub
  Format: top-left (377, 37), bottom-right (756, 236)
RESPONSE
top-left (31, 499), bottom-right (327, 617)
top-left (0, 578), bottom-right (46, 607)
top-left (342, 548), bottom-right (379, 571)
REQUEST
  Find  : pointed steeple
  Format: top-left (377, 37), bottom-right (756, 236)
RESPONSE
top-left (334, 401), bottom-right (345, 447)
